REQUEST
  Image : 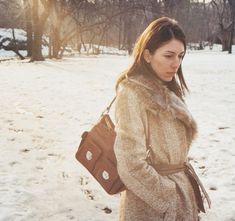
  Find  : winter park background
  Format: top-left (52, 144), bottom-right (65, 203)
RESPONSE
top-left (1, 0), bottom-right (235, 220)
top-left (1, 35), bottom-right (235, 221)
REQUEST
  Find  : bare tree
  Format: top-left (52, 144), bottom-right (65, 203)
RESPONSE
top-left (48, 0), bottom-right (72, 58)
top-left (31, 0), bottom-right (52, 61)
top-left (23, 0), bottom-right (33, 57)
top-left (210, 0), bottom-right (231, 51)
top-left (228, 0), bottom-right (235, 53)
top-left (3, 0), bottom-right (234, 60)
top-left (0, 0), bottom-right (24, 28)
top-left (0, 0), bottom-right (25, 59)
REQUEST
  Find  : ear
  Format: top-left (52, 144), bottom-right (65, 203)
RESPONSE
top-left (143, 49), bottom-right (151, 63)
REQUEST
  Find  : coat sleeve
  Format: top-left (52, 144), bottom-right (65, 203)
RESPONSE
top-left (114, 84), bottom-right (177, 214)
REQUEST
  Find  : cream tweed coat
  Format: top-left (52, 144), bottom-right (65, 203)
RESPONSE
top-left (114, 72), bottom-right (199, 221)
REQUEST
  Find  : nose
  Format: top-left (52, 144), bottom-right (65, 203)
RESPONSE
top-left (171, 57), bottom-right (181, 70)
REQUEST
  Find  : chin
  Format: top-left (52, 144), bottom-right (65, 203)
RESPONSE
top-left (163, 77), bottom-right (173, 82)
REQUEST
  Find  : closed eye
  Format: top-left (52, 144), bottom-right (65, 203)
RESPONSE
top-left (164, 55), bottom-right (173, 58)
top-left (164, 53), bottom-right (184, 59)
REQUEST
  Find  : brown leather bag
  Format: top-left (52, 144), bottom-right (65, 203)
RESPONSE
top-left (75, 97), bottom-right (126, 194)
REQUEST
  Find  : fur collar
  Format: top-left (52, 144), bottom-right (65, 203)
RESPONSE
top-left (120, 73), bottom-right (197, 140)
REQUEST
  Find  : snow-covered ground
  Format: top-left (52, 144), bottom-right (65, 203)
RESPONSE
top-left (0, 28), bottom-right (26, 42)
top-left (0, 48), bottom-right (235, 221)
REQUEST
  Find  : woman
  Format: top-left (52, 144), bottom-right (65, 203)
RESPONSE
top-left (114, 17), bottom-right (211, 221)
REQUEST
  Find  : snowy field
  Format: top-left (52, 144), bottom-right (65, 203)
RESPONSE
top-left (0, 48), bottom-right (235, 221)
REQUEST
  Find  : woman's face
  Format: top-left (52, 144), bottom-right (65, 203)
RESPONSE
top-left (144, 39), bottom-right (185, 82)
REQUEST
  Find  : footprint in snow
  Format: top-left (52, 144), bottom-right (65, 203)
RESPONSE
top-left (79, 176), bottom-right (89, 185)
top-left (20, 148), bottom-right (30, 153)
top-left (102, 207), bottom-right (112, 214)
top-left (218, 126), bottom-right (230, 130)
top-left (36, 115), bottom-right (44, 119)
top-left (9, 161), bottom-right (20, 166)
top-left (82, 189), bottom-right (95, 200)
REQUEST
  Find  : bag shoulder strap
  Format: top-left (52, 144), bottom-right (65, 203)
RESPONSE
top-left (145, 110), bottom-right (154, 164)
top-left (101, 95), bottom-right (116, 116)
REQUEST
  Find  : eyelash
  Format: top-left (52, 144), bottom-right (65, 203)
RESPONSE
top-left (164, 55), bottom-right (183, 59)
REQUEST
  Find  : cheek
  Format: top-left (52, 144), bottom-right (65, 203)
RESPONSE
top-left (151, 56), bottom-right (165, 71)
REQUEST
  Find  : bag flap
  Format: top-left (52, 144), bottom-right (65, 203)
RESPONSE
top-left (76, 138), bottom-right (102, 172)
top-left (93, 158), bottom-right (119, 193)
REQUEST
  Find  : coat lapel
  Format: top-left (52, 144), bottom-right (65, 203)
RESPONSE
top-left (121, 73), bottom-right (197, 140)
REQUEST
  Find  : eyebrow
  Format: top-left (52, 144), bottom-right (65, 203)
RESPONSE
top-left (165, 51), bottom-right (185, 54)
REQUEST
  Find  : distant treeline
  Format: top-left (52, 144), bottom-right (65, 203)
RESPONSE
top-left (0, 0), bottom-right (234, 61)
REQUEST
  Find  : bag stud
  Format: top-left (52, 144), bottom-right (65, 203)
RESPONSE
top-left (102, 170), bottom-right (110, 180)
top-left (86, 151), bottom-right (93, 161)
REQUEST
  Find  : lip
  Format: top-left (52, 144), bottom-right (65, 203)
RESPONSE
top-left (167, 72), bottom-right (176, 75)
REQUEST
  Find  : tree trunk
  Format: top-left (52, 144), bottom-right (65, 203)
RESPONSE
top-left (52, 26), bottom-right (60, 58)
top-left (49, 27), bottom-right (52, 58)
top-left (123, 11), bottom-right (132, 54)
top-left (118, 0), bottom-right (123, 50)
top-left (222, 37), bottom-right (230, 51)
top-left (31, 0), bottom-right (44, 61)
top-left (24, 0), bottom-right (33, 57)
top-left (80, 33), bottom-right (86, 52)
top-left (228, 0), bottom-right (235, 54)
top-left (229, 14), bottom-right (234, 54)
top-left (11, 29), bottom-right (25, 60)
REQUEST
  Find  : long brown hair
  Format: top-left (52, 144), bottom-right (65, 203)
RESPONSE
top-left (116, 17), bottom-right (189, 99)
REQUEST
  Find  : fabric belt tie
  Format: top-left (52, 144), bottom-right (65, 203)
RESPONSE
top-left (152, 162), bottom-right (211, 213)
